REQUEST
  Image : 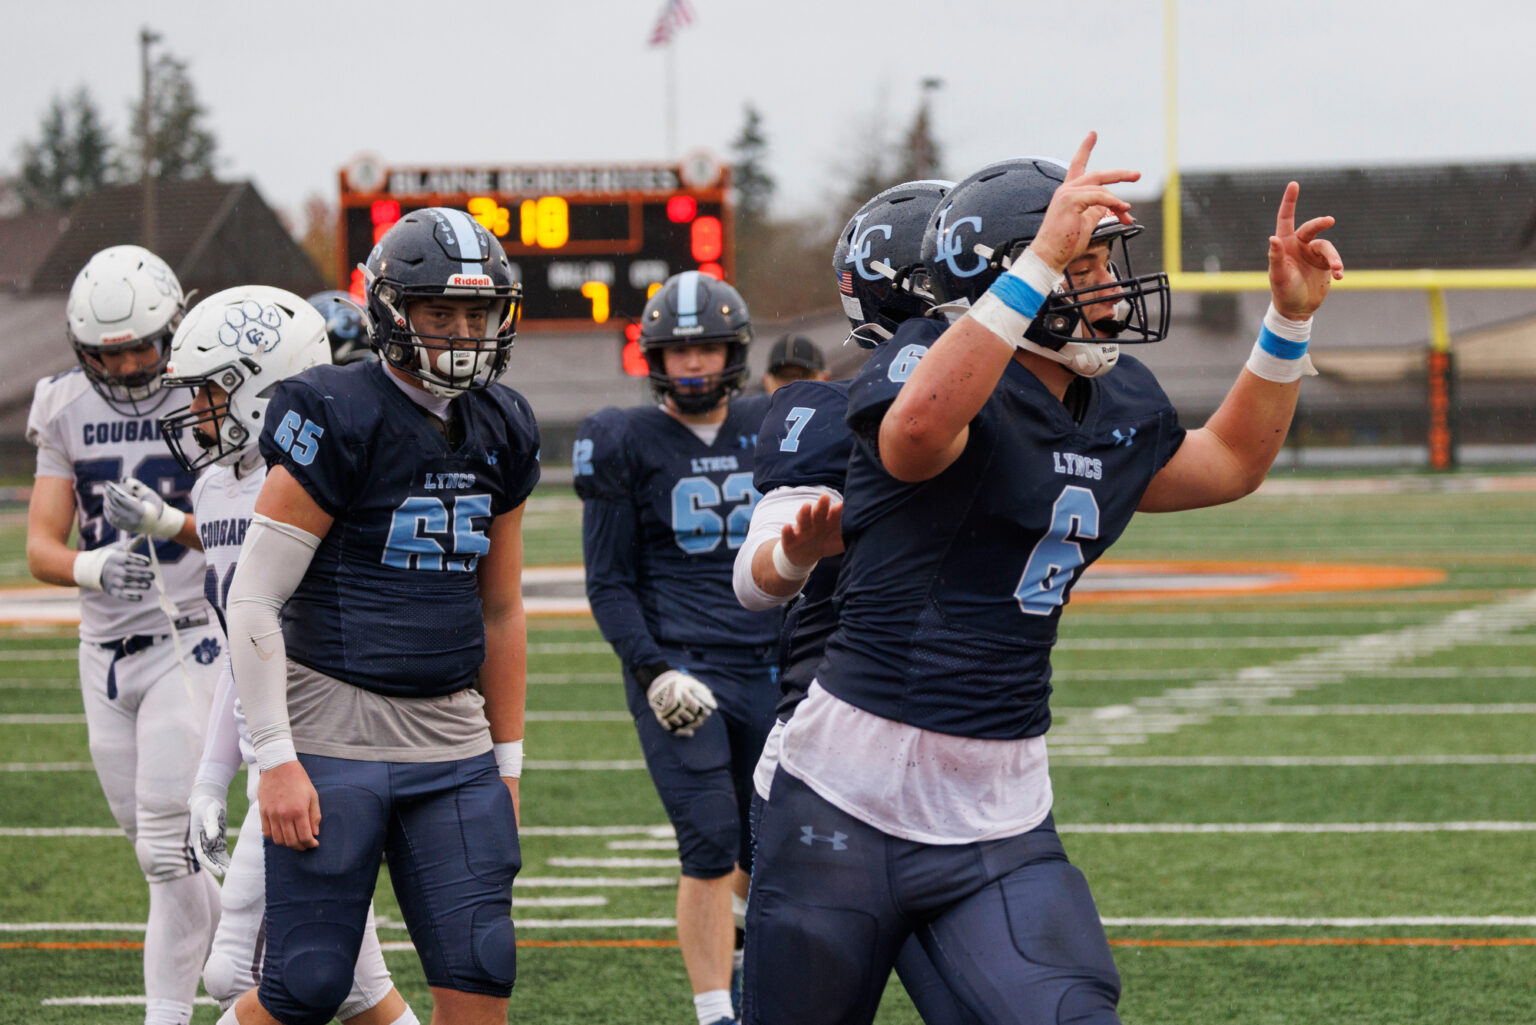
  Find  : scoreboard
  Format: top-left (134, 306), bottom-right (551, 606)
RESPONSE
top-left (336, 155), bottom-right (733, 331)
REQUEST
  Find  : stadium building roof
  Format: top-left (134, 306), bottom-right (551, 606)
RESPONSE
top-left (0, 178), bottom-right (323, 297)
top-left (1132, 161), bottom-right (1536, 273)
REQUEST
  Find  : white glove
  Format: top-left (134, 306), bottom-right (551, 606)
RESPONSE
top-left (73, 547), bottom-right (154, 601)
top-left (188, 780), bottom-right (230, 876)
top-left (104, 478), bottom-right (186, 540)
top-left (647, 669), bottom-right (718, 737)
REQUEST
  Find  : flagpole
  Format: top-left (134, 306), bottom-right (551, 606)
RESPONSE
top-left (665, 37), bottom-right (678, 159)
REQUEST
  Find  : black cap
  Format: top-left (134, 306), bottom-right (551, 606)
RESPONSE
top-left (766, 334), bottom-right (825, 374)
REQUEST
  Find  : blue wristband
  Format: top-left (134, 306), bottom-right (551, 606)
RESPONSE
top-left (1257, 325), bottom-right (1308, 360)
top-left (987, 273), bottom-right (1047, 320)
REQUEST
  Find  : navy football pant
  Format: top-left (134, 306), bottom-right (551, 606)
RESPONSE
top-left (259, 752), bottom-right (520, 1025)
top-left (748, 781), bottom-right (983, 1025)
top-left (744, 770), bottom-right (1120, 1025)
top-left (626, 645), bottom-right (778, 878)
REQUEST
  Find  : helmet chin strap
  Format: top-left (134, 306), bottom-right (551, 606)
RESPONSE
top-left (1016, 337), bottom-right (1121, 378)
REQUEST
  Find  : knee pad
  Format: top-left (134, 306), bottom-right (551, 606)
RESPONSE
top-left (471, 906), bottom-right (518, 990)
top-left (1057, 980), bottom-right (1122, 1025)
top-left (678, 789), bottom-right (740, 878)
top-left (134, 832), bottom-right (195, 882)
top-left (202, 950), bottom-right (254, 1009)
top-left (263, 923), bottom-right (359, 1025)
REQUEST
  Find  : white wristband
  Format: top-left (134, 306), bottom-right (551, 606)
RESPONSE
top-left (495, 740), bottom-right (524, 779)
top-left (965, 247), bottom-right (1064, 349)
top-left (771, 542), bottom-right (814, 582)
top-left (72, 548), bottom-right (108, 591)
top-left (147, 503), bottom-right (187, 540)
top-left (1246, 302), bottom-right (1318, 383)
top-left (254, 737), bottom-right (298, 773)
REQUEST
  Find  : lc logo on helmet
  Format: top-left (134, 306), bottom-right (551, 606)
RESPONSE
top-left (933, 205), bottom-right (987, 278)
top-left (844, 213), bottom-right (894, 282)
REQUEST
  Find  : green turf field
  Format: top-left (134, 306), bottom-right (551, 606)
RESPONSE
top-left (2, 474), bottom-right (1535, 1023)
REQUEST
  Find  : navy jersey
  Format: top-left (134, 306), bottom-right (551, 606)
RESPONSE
top-left (259, 361), bottom-right (540, 698)
top-left (819, 317), bottom-right (1186, 740)
top-left (574, 394), bottom-right (779, 673)
top-left (752, 378), bottom-right (854, 712)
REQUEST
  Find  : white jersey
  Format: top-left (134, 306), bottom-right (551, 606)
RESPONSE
top-left (26, 367), bottom-right (209, 643)
top-left (192, 461), bottom-right (265, 766)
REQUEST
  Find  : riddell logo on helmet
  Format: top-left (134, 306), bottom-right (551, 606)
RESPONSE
top-left (99, 331), bottom-right (136, 344)
top-left (447, 274), bottom-right (493, 287)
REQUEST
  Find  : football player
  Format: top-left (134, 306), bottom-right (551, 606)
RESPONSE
top-left (574, 270), bottom-right (779, 1025)
top-left (734, 180), bottom-right (985, 1025)
top-left (24, 245), bottom-right (223, 1025)
top-left (156, 286), bottom-right (418, 1025)
top-left (743, 133), bottom-right (1344, 1025)
top-left (759, 335), bottom-right (829, 396)
top-left (221, 208), bottom-right (538, 1025)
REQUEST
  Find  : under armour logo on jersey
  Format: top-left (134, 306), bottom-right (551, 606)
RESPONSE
top-left (932, 206), bottom-right (987, 278)
top-left (844, 213), bottom-right (895, 281)
top-left (800, 826), bottom-right (848, 851)
top-left (218, 301), bottom-right (283, 355)
top-left (738, 433), bottom-right (756, 450)
top-left (191, 636), bottom-right (222, 665)
top-left (486, 448), bottom-right (499, 465)
top-left (1112, 428), bottom-right (1137, 447)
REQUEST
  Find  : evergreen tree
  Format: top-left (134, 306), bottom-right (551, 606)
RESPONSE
top-left (730, 104), bottom-right (776, 243)
top-left (17, 88), bottom-right (115, 210)
top-left (125, 52), bottom-right (218, 181)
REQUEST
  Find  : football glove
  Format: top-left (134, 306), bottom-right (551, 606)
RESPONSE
top-left (646, 669), bottom-right (718, 738)
top-left (188, 780), bottom-right (230, 876)
top-left (103, 478), bottom-right (186, 540)
top-left (72, 547), bottom-right (154, 602)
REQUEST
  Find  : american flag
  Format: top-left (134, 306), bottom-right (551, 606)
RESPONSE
top-left (837, 270), bottom-right (854, 296)
top-left (649, 0), bottom-right (696, 46)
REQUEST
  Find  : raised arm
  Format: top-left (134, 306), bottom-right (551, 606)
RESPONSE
top-left (1138, 181), bottom-right (1344, 512)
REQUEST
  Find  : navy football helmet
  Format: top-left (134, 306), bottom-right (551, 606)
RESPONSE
top-left (922, 157), bottom-right (1168, 372)
top-left (306, 290), bottom-right (372, 365)
top-left (639, 271), bottom-right (752, 415)
top-left (833, 179), bottom-right (953, 347)
top-left (360, 207), bottom-right (522, 397)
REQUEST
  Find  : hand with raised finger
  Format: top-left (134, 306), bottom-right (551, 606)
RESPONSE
top-left (188, 780), bottom-right (230, 875)
top-left (1268, 181), bottom-right (1345, 320)
top-left (73, 547), bottom-right (154, 602)
top-left (103, 478), bottom-right (186, 540)
top-left (1028, 131), bottom-right (1141, 273)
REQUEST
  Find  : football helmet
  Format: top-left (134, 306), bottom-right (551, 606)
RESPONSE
top-left (158, 286), bottom-right (332, 473)
top-left (639, 271), bottom-right (752, 415)
top-left (922, 157), bottom-right (1169, 376)
top-left (360, 207), bottom-right (522, 398)
top-left (306, 290), bottom-right (372, 365)
top-left (65, 245), bottom-right (185, 415)
top-left (833, 179), bottom-right (952, 347)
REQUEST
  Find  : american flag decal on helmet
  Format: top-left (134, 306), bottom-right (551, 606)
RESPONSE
top-left (838, 271), bottom-right (854, 296)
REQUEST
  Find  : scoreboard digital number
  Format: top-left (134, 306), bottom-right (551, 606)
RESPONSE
top-left (337, 156), bottom-right (733, 331)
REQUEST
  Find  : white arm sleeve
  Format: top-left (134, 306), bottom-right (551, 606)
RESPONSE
top-left (225, 514), bottom-right (321, 771)
top-left (732, 484), bottom-right (841, 611)
top-left (193, 660), bottom-right (244, 790)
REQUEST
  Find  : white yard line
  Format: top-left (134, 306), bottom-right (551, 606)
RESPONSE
top-left (546, 857), bottom-right (679, 869)
top-left (1050, 590), bottom-right (1536, 752)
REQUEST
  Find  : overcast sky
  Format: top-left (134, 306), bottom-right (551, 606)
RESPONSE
top-left (3, 0), bottom-right (1532, 223)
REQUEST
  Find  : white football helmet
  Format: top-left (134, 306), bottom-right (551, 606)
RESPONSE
top-left (158, 286), bottom-right (332, 472)
top-left (66, 245), bottom-right (186, 414)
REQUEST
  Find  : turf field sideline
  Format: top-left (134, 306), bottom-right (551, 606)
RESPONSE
top-left (1, 476), bottom-right (1534, 1023)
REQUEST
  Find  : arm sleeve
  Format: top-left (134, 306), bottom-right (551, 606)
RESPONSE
top-left (225, 514), bottom-right (321, 770)
top-left (192, 661), bottom-right (244, 790)
top-left (733, 484), bottom-right (842, 611)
